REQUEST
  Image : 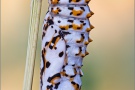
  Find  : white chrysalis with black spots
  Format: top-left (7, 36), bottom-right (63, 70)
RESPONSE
top-left (40, 0), bottom-right (94, 90)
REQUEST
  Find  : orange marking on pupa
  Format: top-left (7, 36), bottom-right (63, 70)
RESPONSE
top-left (86, 28), bottom-right (91, 32)
top-left (70, 0), bottom-right (81, 3)
top-left (53, 37), bottom-right (60, 49)
top-left (84, 41), bottom-right (89, 45)
top-left (59, 25), bottom-right (69, 30)
top-left (85, 51), bottom-right (89, 56)
top-left (50, 77), bottom-right (61, 85)
top-left (52, 7), bottom-right (61, 14)
top-left (88, 38), bottom-right (93, 42)
top-left (76, 36), bottom-right (84, 43)
top-left (72, 10), bottom-right (83, 16)
top-left (51, 0), bottom-right (59, 4)
top-left (72, 23), bottom-right (83, 30)
top-left (90, 24), bottom-right (95, 29)
top-left (90, 11), bottom-right (94, 15)
top-left (85, 0), bottom-right (91, 3)
top-left (86, 12), bottom-right (92, 18)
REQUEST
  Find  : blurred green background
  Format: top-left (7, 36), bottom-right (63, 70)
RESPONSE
top-left (1, 0), bottom-right (134, 90)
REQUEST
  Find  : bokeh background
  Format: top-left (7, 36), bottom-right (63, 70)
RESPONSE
top-left (1, 0), bottom-right (134, 90)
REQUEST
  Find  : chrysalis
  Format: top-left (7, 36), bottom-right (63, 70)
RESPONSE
top-left (40, 0), bottom-right (94, 90)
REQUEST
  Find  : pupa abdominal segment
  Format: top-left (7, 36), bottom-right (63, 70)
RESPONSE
top-left (40, 0), bottom-right (94, 90)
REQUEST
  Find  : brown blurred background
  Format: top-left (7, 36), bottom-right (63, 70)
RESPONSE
top-left (1, 0), bottom-right (134, 90)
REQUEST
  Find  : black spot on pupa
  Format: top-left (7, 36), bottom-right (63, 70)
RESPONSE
top-left (70, 12), bottom-right (73, 15)
top-left (58, 20), bottom-right (61, 23)
top-left (59, 31), bottom-right (64, 39)
top-left (55, 30), bottom-right (57, 33)
top-left (46, 61), bottom-right (51, 68)
top-left (69, 25), bottom-right (73, 28)
top-left (80, 21), bottom-right (84, 23)
top-left (66, 45), bottom-right (70, 48)
top-left (54, 47), bottom-right (57, 50)
top-left (59, 51), bottom-right (64, 57)
top-left (68, 7), bottom-right (73, 10)
top-left (54, 82), bottom-right (60, 89)
top-left (62, 31), bottom-right (71, 35)
top-left (69, 0), bottom-right (72, 2)
top-left (68, 20), bottom-right (73, 23)
top-left (80, 7), bottom-right (85, 11)
top-left (47, 85), bottom-right (53, 89)
top-left (45, 42), bottom-right (49, 47)
top-left (83, 23), bottom-right (86, 25)
top-left (58, 8), bottom-right (61, 12)
top-left (62, 65), bottom-right (65, 69)
top-left (49, 45), bottom-right (53, 49)
top-left (51, 26), bottom-right (53, 28)
top-left (48, 19), bottom-right (54, 25)
top-left (81, 34), bottom-right (85, 39)
top-left (72, 64), bottom-right (75, 66)
top-left (47, 85), bottom-right (50, 89)
top-left (47, 73), bottom-right (61, 82)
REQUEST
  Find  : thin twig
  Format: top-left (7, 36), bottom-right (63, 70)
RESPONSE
top-left (23, 0), bottom-right (42, 90)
